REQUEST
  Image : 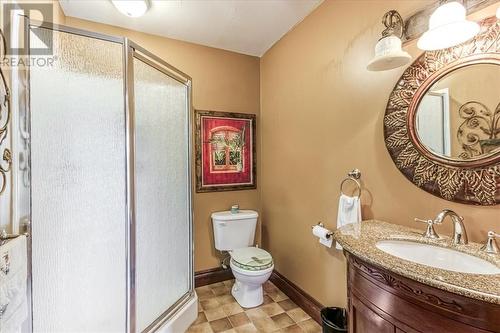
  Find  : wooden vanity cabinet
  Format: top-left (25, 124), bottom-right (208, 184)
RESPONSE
top-left (345, 252), bottom-right (500, 333)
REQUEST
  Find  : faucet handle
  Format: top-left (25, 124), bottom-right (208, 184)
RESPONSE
top-left (415, 217), bottom-right (442, 224)
top-left (481, 231), bottom-right (499, 255)
top-left (414, 218), bottom-right (440, 239)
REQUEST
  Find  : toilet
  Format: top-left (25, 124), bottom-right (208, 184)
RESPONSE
top-left (211, 210), bottom-right (273, 308)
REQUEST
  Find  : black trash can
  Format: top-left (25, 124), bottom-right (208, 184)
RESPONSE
top-left (321, 307), bottom-right (348, 333)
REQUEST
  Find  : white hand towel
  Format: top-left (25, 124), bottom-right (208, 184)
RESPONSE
top-left (0, 268), bottom-right (27, 323)
top-left (1, 299), bottom-right (28, 333)
top-left (336, 194), bottom-right (362, 250)
top-left (0, 236), bottom-right (28, 332)
top-left (1, 236), bottom-right (27, 280)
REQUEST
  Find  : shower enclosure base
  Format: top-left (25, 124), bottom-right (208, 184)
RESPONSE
top-left (156, 293), bottom-right (198, 333)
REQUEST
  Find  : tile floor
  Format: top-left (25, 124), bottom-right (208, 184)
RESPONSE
top-left (188, 279), bottom-right (322, 333)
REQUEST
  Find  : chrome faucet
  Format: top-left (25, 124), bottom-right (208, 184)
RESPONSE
top-left (481, 231), bottom-right (499, 255)
top-left (433, 209), bottom-right (468, 245)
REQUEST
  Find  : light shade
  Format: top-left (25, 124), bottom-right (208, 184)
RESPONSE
top-left (417, 2), bottom-right (479, 51)
top-left (496, 6), bottom-right (500, 19)
top-left (111, 0), bottom-right (150, 18)
top-left (367, 35), bottom-right (412, 71)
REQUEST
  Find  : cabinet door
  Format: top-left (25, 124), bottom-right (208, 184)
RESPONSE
top-left (350, 295), bottom-right (395, 333)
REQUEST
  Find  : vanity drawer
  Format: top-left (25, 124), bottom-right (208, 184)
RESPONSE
top-left (347, 253), bottom-right (500, 332)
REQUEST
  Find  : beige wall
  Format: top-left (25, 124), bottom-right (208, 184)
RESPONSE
top-left (260, 0), bottom-right (500, 308)
top-left (33, 0), bottom-right (500, 308)
top-left (53, 9), bottom-right (260, 272)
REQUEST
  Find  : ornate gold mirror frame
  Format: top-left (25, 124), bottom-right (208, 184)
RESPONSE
top-left (384, 17), bottom-right (500, 205)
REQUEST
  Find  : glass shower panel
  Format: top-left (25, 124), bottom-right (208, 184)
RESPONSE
top-left (133, 57), bottom-right (190, 331)
top-left (30, 29), bottom-right (126, 332)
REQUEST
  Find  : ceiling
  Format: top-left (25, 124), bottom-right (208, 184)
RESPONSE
top-left (58, 0), bottom-right (323, 57)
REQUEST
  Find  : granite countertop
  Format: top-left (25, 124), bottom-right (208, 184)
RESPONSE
top-left (333, 220), bottom-right (500, 304)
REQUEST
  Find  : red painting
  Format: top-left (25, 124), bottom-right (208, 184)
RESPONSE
top-left (196, 111), bottom-right (256, 192)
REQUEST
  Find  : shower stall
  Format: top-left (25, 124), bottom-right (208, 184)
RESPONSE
top-left (10, 18), bottom-right (195, 332)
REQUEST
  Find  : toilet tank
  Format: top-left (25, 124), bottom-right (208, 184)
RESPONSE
top-left (211, 210), bottom-right (258, 251)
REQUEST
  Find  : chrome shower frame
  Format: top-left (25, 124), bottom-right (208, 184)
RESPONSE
top-left (23, 19), bottom-right (195, 333)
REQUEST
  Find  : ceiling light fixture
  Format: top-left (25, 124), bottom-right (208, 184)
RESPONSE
top-left (367, 10), bottom-right (411, 72)
top-left (111, 0), bottom-right (150, 18)
top-left (417, 1), bottom-right (479, 51)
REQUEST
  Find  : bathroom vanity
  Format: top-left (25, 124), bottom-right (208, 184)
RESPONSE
top-left (357, 15), bottom-right (500, 332)
top-left (334, 220), bottom-right (500, 333)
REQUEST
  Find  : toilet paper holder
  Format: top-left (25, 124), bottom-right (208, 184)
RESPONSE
top-left (311, 222), bottom-right (333, 239)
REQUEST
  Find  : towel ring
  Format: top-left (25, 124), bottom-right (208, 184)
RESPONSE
top-left (340, 169), bottom-right (362, 198)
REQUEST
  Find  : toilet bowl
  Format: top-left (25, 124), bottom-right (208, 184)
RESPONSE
top-left (229, 246), bottom-right (274, 308)
top-left (211, 210), bottom-right (273, 308)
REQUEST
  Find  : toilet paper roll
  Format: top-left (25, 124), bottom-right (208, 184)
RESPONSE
top-left (312, 225), bottom-right (333, 248)
top-left (312, 225), bottom-right (329, 239)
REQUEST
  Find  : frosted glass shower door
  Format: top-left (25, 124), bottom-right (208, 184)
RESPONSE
top-left (27, 23), bottom-right (193, 333)
top-left (132, 55), bottom-right (192, 332)
top-left (30, 28), bottom-right (127, 332)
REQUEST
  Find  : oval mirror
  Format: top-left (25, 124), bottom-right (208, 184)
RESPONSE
top-left (383, 16), bottom-right (500, 205)
top-left (415, 63), bottom-right (500, 161)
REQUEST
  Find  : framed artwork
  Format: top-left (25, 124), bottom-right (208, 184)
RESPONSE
top-left (195, 110), bottom-right (256, 192)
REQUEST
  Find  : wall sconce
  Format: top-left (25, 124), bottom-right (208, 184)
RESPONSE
top-left (417, 1), bottom-right (480, 51)
top-left (367, 10), bottom-right (411, 72)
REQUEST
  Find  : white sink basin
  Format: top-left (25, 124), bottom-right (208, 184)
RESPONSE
top-left (376, 240), bottom-right (500, 275)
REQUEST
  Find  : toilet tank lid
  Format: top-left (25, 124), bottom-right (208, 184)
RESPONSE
top-left (211, 210), bottom-right (258, 221)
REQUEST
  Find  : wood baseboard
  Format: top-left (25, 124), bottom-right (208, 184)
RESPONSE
top-left (194, 267), bottom-right (324, 324)
top-left (270, 270), bottom-right (324, 324)
top-left (195, 267), bottom-right (234, 288)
